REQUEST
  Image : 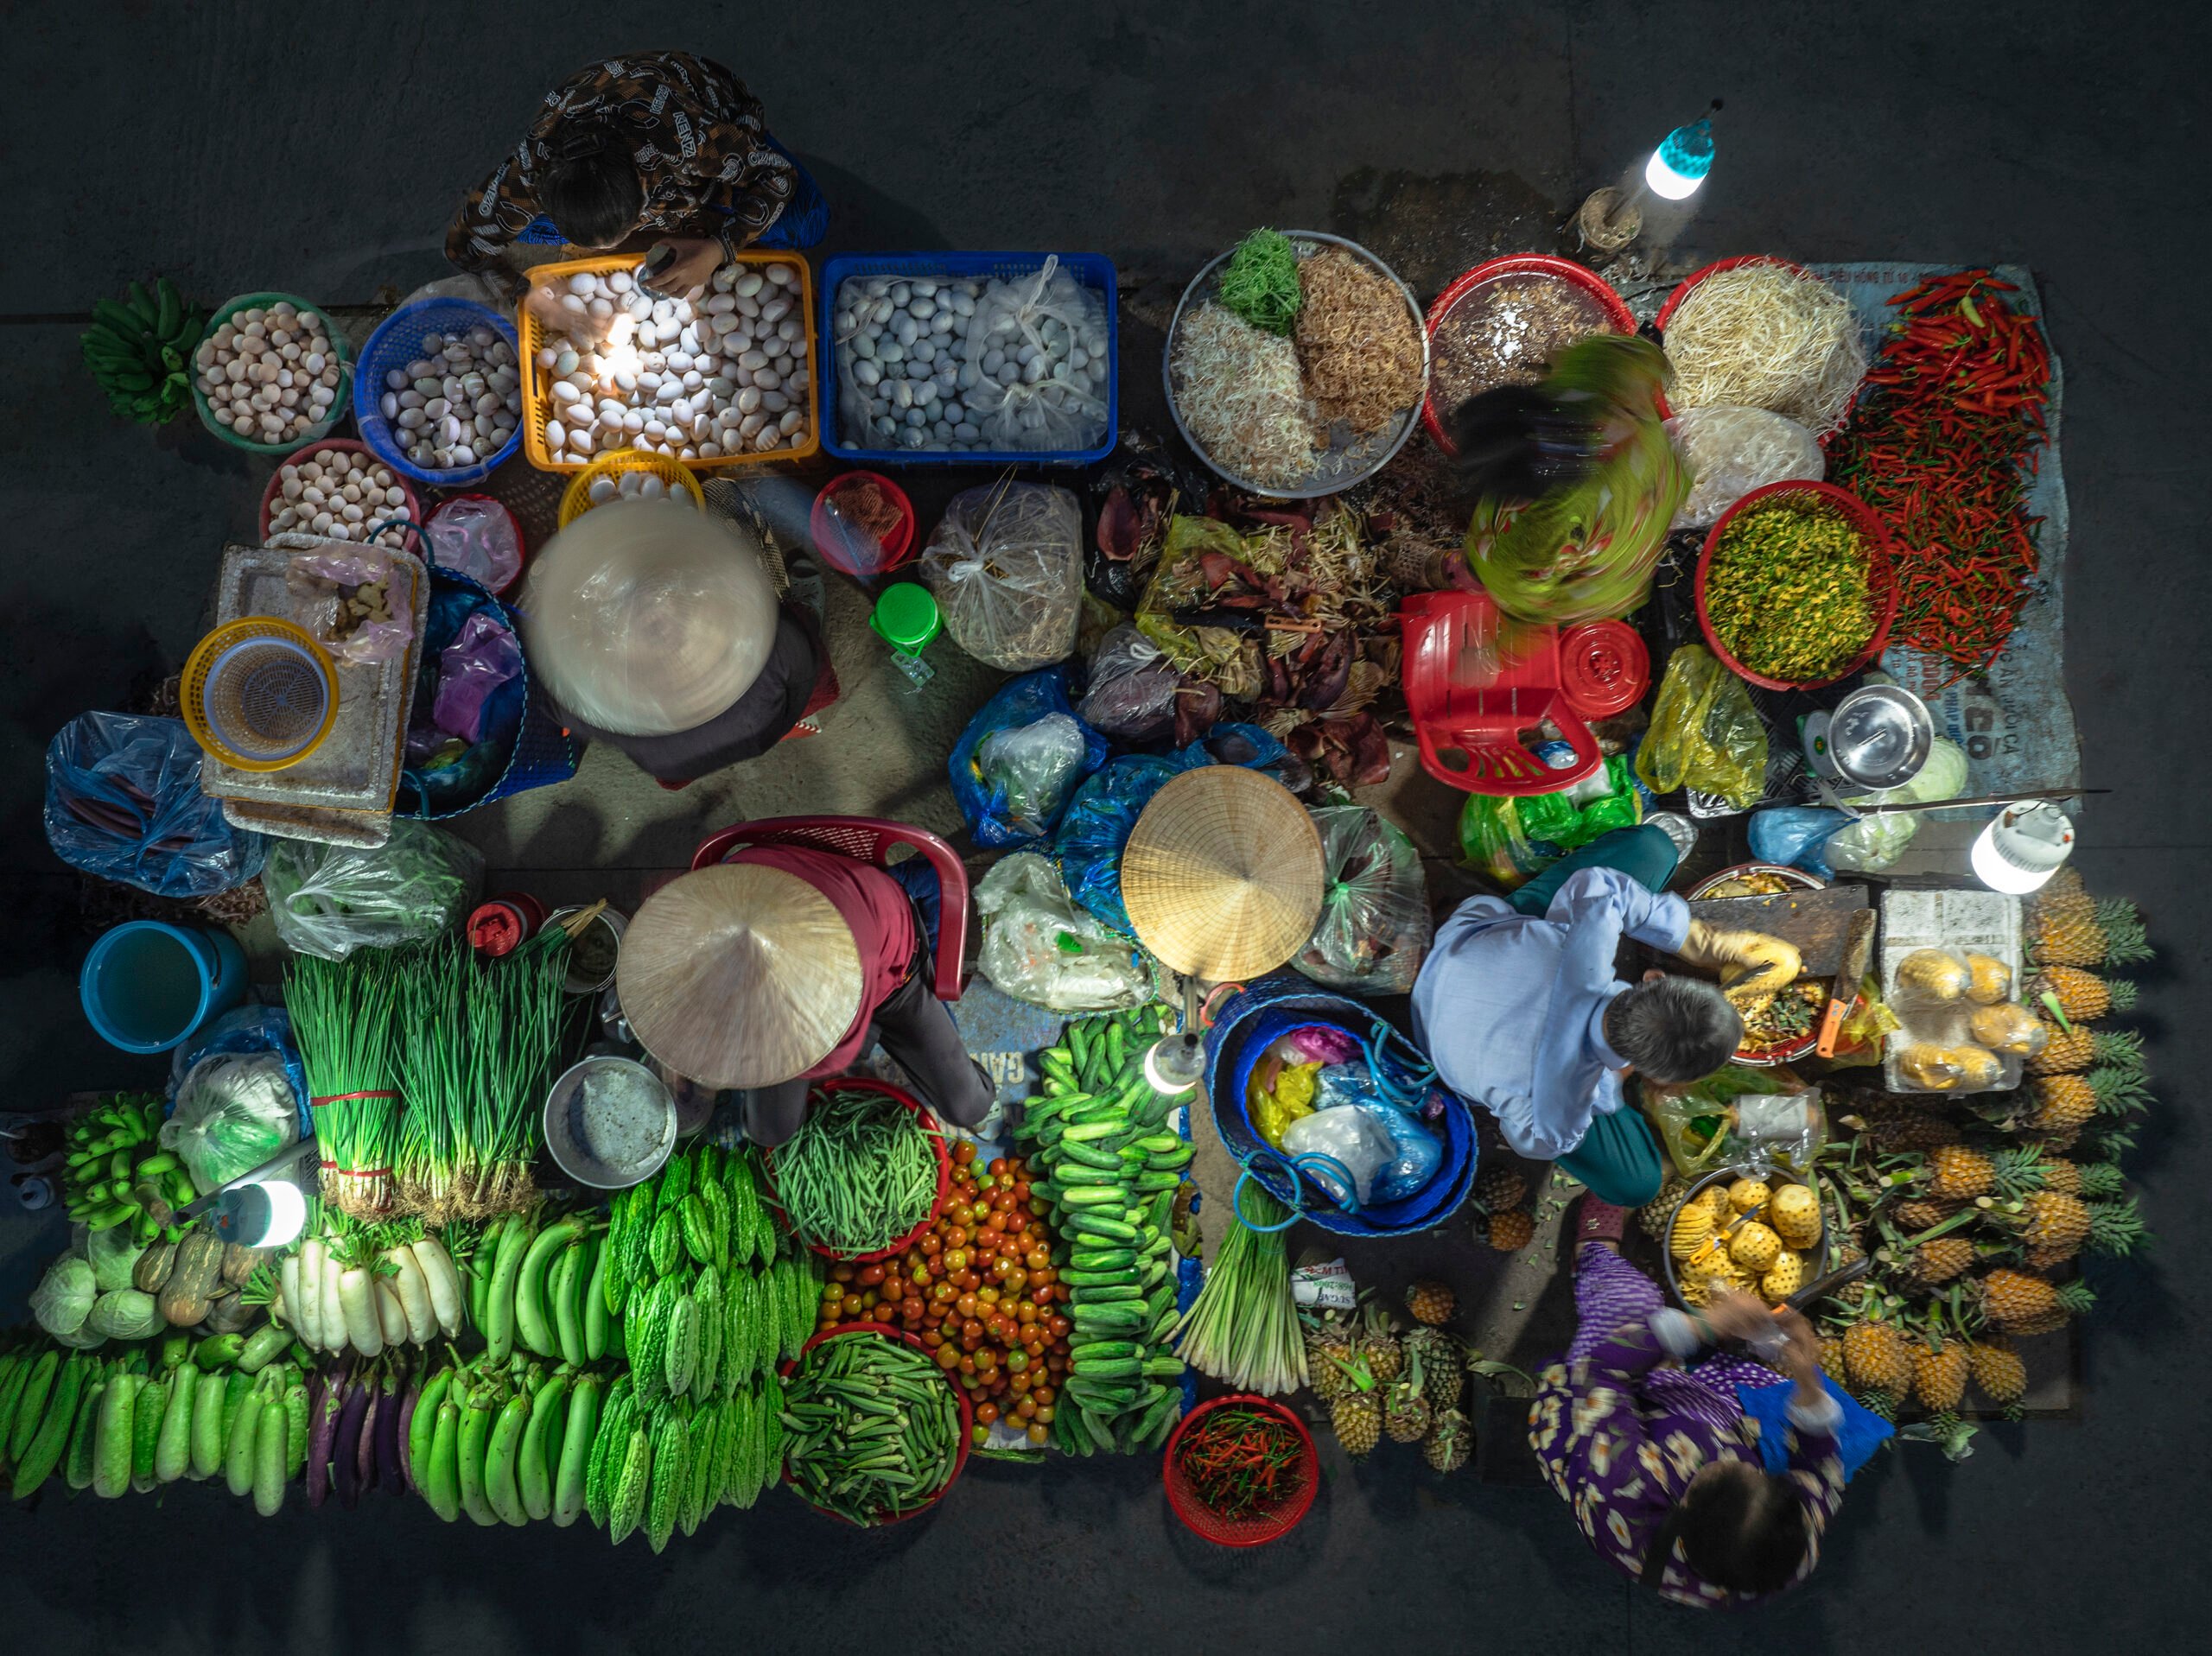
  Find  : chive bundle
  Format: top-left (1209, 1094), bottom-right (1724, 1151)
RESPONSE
top-left (1173, 1185), bottom-right (1307, 1395)
top-left (288, 950), bottom-right (404, 1220)
top-left (772, 1088), bottom-right (940, 1256)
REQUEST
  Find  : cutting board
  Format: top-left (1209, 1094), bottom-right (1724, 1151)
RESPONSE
top-left (1685, 884), bottom-right (1872, 975)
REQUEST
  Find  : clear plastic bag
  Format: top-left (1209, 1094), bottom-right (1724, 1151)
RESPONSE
top-left (1666, 406), bottom-right (1825, 530)
top-left (1295, 807), bottom-right (1431, 993)
top-left (163, 1051), bottom-right (300, 1190)
top-left (920, 483), bottom-right (1084, 670)
top-left (960, 258), bottom-right (1113, 453)
top-left (975, 852), bottom-right (1154, 1012)
top-left (1282, 1104), bottom-right (1395, 1208)
top-left (950, 670), bottom-right (1106, 848)
top-left (264, 817), bottom-right (484, 960)
top-left (1368, 1101), bottom-right (1444, 1203)
top-left (1635, 645), bottom-right (1768, 808)
top-left (1078, 625), bottom-right (1183, 742)
top-left (285, 546), bottom-right (416, 666)
top-left (979, 716), bottom-right (1090, 841)
top-left (44, 712), bottom-right (267, 898)
top-left (425, 494), bottom-right (524, 593)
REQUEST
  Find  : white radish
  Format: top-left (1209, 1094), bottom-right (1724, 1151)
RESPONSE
top-left (374, 1277), bottom-right (409, 1346)
top-left (295, 1239), bottom-right (325, 1348)
top-left (320, 1254), bottom-right (347, 1351)
top-left (338, 1266), bottom-right (384, 1356)
top-left (385, 1246), bottom-right (436, 1343)
top-left (278, 1253), bottom-right (302, 1335)
top-left (410, 1236), bottom-right (466, 1337)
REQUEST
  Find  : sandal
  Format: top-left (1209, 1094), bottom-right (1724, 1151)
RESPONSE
top-left (1571, 1195), bottom-right (1632, 1250)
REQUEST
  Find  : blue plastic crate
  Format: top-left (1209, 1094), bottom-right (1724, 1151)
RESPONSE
top-left (819, 251), bottom-right (1117, 468)
top-left (354, 299), bottom-right (526, 488)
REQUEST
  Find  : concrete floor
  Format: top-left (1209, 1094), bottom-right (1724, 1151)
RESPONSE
top-left (3, 3), bottom-right (2206, 1651)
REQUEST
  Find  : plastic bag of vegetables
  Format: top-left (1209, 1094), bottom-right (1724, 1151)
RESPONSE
top-left (919, 484), bottom-right (1084, 670)
top-left (1294, 807), bottom-right (1431, 994)
top-left (162, 1051), bottom-right (300, 1190)
top-left (263, 817), bottom-right (484, 961)
top-left (1634, 645), bottom-right (1768, 809)
top-left (30, 1253), bottom-right (99, 1341)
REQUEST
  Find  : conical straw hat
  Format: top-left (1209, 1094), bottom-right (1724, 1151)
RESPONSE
top-left (617, 864), bottom-right (862, 1088)
top-left (1122, 766), bottom-right (1325, 980)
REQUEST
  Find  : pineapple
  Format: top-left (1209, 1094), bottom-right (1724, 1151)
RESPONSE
top-left (2084, 1196), bottom-right (2148, 1259)
top-left (2034, 1158), bottom-right (2084, 1196)
top-left (1980, 1268), bottom-right (2095, 1336)
top-left (1639, 1177), bottom-right (1689, 1240)
top-left (1488, 1209), bottom-right (1536, 1252)
top-left (1768, 1181), bottom-right (1821, 1246)
top-left (1403, 1325), bottom-right (1465, 1413)
top-left (1867, 1106), bottom-right (1963, 1152)
top-left (1842, 1316), bottom-right (1912, 1399)
top-left (1892, 1196), bottom-right (1964, 1231)
top-left (1474, 1165), bottom-right (1529, 1215)
top-left (1910, 1336), bottom-right (1969, 1412)
top-left (1929, 1143), bottom-right (1997, 1200)
top-left (1906, 1236), bottom-right (1976, 1286)
top-left (1358, 1301), bottom-right (1404, 1386)
top-left (1729, 1221), bottom-right (1783, 1273)
top-left (2026, 966), bottom-right (2135, 1025)
top-left (1817, 1333), bottom-right (1849, 1386)
top-left (2019, 1190), bottom-right (2092, 1259)
top-left (1967, 1337), bottom-right (2028, 1407)
top-left (1421, 1406), bottom-right (1471, 1474)
top-left (2023, 1065), bottom-right (2148, 1140)
top-left (1668, 1201), bottom-right (1718, 1259)
top-left (1759, 1250), bottom-right (1807, 1301)
top-left (2026, 1024), bottom-right (2143, 1078)
top-left (1405, 1280), bottom-right (1457, 1327)
top-left (1727, 1177), bottom-right (1771, 1214)
top-left (1302, 1310), bottom-right (1357, 1402)
top-left (1384, 1357), bottom-right (1434, 1443)
top-left (1331, 1390), bottom-right (1382, 1457)
top-left (2028, 885), bottom-right (2151, 969)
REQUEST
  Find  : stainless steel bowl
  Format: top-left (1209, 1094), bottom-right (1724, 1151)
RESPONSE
top-left (543, 1056), bottom-right (677, 1190)
top-left (1806, 684), bottom-right (1934, 791)
top-left (1163, 232), bottom-right (1429, 499)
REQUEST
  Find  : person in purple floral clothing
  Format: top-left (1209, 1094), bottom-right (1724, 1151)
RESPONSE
top-left (1529, 1197), bottom-right (1847, 1608)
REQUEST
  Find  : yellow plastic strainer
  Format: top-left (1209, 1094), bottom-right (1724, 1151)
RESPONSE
top-left (181, 618), bottom-right (340, 771)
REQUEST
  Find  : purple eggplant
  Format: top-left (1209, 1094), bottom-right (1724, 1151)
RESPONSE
top-left (305, 1369), bottom-right (344, 1510)
top-left (395, 1377), bottom-right (421, 1495)
top-left (333, 1380), bottom-right (372, 1510)
top-left (375, 1374), bottom-right (406, 1495)
top-left (357, 1386), bottom-right (381, 1496)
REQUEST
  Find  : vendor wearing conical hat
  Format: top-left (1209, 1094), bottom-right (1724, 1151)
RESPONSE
top-left (617, 852), bottom-right (991, 1145)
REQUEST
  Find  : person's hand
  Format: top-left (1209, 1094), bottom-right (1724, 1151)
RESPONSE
top-left (1680, 923), bottom-right (1802, 997)
top-left (1774, 1306), bottom-right (1823, 1383)
top-left (1701, 1285), bottom-right (1777, 1344)
top-left (646, 237), bottom-right (724, 300)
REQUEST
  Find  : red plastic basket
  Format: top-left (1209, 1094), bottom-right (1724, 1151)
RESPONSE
top-left (779, 1323), bottom-right (973, 1527)
top-left (1163, 1394), bottom-right (1319, 1547)
top-left (1421, 255), bottom-right (1637, 455)
top-left (1652, 255), bottom-right (1863, 430)
top-left (1695, 479), bottom-right (1899, 691)
top-left (809, 471), bottom-right (918, 578)
top-left (760, 1077), bottom-right (952, 1263)
top-left (257, 436), bottom-right (423, 542)
top-left (1399, 588), bottom-right (1605, 795)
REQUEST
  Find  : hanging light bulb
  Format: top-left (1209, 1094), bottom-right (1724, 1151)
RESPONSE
top-left (1969, 799), bottom-right (2075, 894)
top-left (1644, 108), bottom-right (1719, 200)
top-left (1141, 974), bottom-right (1209, 1097)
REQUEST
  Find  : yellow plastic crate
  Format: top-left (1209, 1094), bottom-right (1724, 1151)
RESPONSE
top-left (517, 251), bottom-right (821, 474)
top-left (556, 448), bottom-right (709, 529)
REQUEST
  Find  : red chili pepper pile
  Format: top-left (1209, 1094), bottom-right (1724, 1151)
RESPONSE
top-left (1827, 270), bottom-right (2050, 678)
top-left (1175, 1405), bottom-right (1306, 1520)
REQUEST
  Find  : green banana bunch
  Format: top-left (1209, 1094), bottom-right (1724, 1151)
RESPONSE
top-left (60, 1093), bottom-right (194, 1244)
top-left (82, 276), bottom-right (205, 425)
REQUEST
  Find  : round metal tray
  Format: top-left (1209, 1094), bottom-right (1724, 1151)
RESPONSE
top-left (1163, 231), bottom-right (1429, 499)
top-left (1659, 1162), bottom-right (1832, 1311)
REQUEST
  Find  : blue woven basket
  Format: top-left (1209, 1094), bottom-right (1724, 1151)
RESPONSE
top-left (1203, 977), bottom-right (1476, 1238)
top-left (395, 565), bottom-right (577, 819)
top-left (354, 299), bottom-right (526, 488)
top-left (819, 252), bottom-right (1117, 468)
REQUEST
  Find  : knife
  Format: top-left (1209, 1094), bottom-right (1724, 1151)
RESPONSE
top-left (1815, 909), bottom-right (1878, 1059)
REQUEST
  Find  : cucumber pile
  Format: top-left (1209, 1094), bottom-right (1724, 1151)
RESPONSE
top-left (82, 278), bottom-right (206, 425)
top-left (1014, 1006), bottom-right (1192, 1455)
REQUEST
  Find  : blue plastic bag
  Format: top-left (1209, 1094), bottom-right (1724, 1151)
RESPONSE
top-left (949, 669), bottom-right (1108, 849)
top-left (1747, 807), bottom-right (1851, 879)
top-left (45, 712), bottom-right (266, 898)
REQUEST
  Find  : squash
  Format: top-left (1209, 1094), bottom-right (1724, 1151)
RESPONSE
top-left (133, 1240), bottom-right (177, 1296)
top-left (219, 1244), bottom-right (264, 1291)
top-left (202, 1292), bottom-right (256, 1336)
top-left (157, 1231), bottom-right (226, 1329)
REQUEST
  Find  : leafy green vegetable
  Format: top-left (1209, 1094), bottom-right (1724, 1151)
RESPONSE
top-left (86, 1287), bottom-right (165, 1342)
top-left (31, 1255), bottom-right (99, 1339)
top-left (1217, 229), bottom-right (1302, 337)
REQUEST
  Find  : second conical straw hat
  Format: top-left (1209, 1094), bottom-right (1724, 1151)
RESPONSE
top-left (616, 864), bottom-right (863, 1088)
top-left (1122, 765), bottom-right (1325, 980)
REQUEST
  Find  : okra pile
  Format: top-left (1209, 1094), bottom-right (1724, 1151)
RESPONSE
top-left (782, 1332), bottom-right (960, 1523)
top-left (1014, 1006), bottom-right (1193, 1456)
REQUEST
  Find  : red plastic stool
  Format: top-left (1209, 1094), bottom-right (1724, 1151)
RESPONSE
top-left (1399, 590), bottom-right (1604, 795)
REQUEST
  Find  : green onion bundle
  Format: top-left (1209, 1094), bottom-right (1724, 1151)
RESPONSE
top-left (1174, 1185), bottom-right (1307, 1396)
top-left (394, 936), bottom-right (470, 1219)
top-left (456, 930), bottom-right (569, 1218)
top-left (772, 1088), bottom-right (939, 1256)
top-left (289, 950), bottom-right (404, 1220)
top-left (782, 1333), bottom-right (960, 1524)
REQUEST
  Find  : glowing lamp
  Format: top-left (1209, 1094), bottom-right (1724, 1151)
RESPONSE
top-left (1970, 799), bottom-right (2075, 895)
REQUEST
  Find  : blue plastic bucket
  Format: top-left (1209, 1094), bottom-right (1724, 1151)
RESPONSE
top-left (80, 921), bottom-right (248, 1054)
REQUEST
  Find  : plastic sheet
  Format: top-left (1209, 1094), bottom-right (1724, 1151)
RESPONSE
top-left (974, 852), bottom-right (1153, 1012)
top-left (284, 546), bottom-right (416, 666)
top-left (1635, 645), bottom-right (1768, 808)
top-left (44, 712), bottom-right (266, 898)
top-left (1666, 406), bottom-right (1825, 530)
top-left (1295, 806), bottom-right (1431, 993)
top-left (919, 483), bottom-right (1084, 670)
top-left (425, 494), bottom-right (524, 593)
top-left (949, 670), bottom-right (1106, 848)
top-left (264, 817), bottom-right (483, 960)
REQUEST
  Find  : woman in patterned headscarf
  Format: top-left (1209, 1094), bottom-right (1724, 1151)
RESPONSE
top-left (447, 51), bottom-right (823, 295)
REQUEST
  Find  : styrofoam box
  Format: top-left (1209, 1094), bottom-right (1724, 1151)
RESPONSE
top-left (1878, 886), bottom-right (2024, 1094)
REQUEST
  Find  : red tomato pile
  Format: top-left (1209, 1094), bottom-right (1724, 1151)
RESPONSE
top-left (817, 1142), bottom-right (1071, 1447)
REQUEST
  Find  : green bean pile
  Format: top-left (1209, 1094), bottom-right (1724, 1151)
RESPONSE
top-left (781, 1334), bottom-right (960, 1523)
top-left (773, 1088), bottom-right (941, 1255)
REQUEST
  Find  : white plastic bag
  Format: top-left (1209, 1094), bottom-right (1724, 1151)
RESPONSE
top-left (284, 546), bottom-right (416, 666)
top-left (163, 1051), bottom-right (300, 1190)
top-left (1282, 1105), bottom-right (1395, 1208)
top-left (919, 483), bottom-right (1084, 670)
top-left (977, 714), bottom-right (1089, 841)
top-left (960, 257), bottom-right (1113, 453)
top-left (976, 853), bottom-right (1154, 1012)
top-left (1666, 406), bottom-right (1824, 530)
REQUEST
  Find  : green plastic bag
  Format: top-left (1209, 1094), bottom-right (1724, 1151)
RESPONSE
top-left (1516, 754), bottom-right (1643, 850)
top-left (1458, 795), bottom-right (1548, 888)
top-left (1635, 645), bottom-right (1768, 808)
top-left (1459, 756), bottom-right (1643, 887)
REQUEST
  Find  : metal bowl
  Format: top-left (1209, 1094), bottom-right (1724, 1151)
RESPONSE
top-left (543, 1056), bottom-right (677, 1190)
top-left (1659, 1162), bottom-right (1831, 1311)
top-left (1806, 684), bottom-right (1934, 792)
top-left (1163, 232), bottom-right (1429, 499)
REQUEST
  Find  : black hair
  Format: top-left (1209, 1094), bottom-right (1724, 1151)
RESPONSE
top-left (1647, 1459), bottom-right (1811, 1596)
top-left (539, 142), bottom-right (644, 249)
top-left (1604, 977), bottom-right (1742, 1084)
top-left (1448, 382), bottom-right (1603, 502)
